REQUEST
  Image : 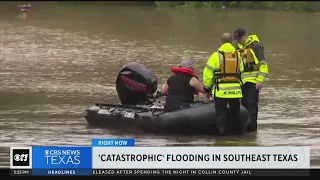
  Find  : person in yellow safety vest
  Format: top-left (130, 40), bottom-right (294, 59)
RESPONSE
top-left (233, 28), bottom-right (269, 133)
top-left (203, 33), bottom-right (244, 135)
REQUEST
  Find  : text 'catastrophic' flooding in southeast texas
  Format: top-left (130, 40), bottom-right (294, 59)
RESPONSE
top-left (98, 153), bottom-right (298, 162)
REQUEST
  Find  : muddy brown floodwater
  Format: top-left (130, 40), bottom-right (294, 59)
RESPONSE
top-left (0, 3), bottom-right (319, 167)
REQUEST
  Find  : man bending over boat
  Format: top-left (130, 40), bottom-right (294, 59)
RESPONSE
top-left (202, 33), bottom-right (244, 135)
top-left (161, 60), bottom-right (205, 111)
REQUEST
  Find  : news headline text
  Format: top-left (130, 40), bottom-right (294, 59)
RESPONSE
top-left (97, 153), bottom-right (298, 162)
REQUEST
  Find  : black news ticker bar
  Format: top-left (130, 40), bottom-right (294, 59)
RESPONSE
top-left (92, 169), bottom-right (311, 176)
top-left (2, 169), bottom-right (318, 176)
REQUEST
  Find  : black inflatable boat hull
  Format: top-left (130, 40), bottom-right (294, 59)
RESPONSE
top-left (85, 101), bottom-right (251, 135)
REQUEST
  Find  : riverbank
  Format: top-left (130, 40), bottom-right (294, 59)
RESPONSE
top-left (56, 1), bottom-right (320, 13)
top-left (3, 1), bottom-right (320, 13)
top-left (155, 1), bottom-right (320, 13)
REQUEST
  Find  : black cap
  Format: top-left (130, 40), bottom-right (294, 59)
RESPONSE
top-left (234, 28), bottom-right (246, 40)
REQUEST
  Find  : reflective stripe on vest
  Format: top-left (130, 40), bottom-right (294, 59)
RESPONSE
top-left (242, 72), bottom-right (258, 79)
top-left (242, 71), bottom-right (268, 79)
top-left (218, 86), bottom-right (241, 91)
top-left (214, 84), bottom-right (243, 98)
top-left (205, 64), bottom-right (219, 72)
top-left (258, 72), bottom-right (268, 78)
top-left (259, 60), bottom-right (268, 65)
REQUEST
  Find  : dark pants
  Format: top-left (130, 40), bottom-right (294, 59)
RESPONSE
top-left (165, 95), bottom-right (192, 112)
top-left (241, 82), bottom-right (260, 132)
top-left (214, 96), bottom-right (242, 135)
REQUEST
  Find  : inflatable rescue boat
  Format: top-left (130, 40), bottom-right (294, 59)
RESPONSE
top-left (85, 62), bottom-right (252, 135)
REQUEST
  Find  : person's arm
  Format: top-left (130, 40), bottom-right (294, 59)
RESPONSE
top-left (189, 77), bottom-right (205, 94)
top-left (203, 52), bottom-right (218, 102)
top-left (252, 42), bottom-right (268, 83)
top-left (203, 52), bottom-right (217, 93)
top-left (161, 76), bottom-right (171, 94)
top-left (161, 82), bottom-right (169, 94)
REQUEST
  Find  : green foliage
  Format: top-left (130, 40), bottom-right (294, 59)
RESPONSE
top-left (155, 1), bottom-right (319, 12)
top-left (57, 1), bottom-right (155, 7)
top-left (54, 1), bottom-right (319, 12)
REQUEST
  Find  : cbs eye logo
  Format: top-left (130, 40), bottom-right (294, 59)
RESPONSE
top-left (12, 149), bottom-right (30, 166)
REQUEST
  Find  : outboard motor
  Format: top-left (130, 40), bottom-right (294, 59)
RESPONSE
top-left (116, 62), bottom-right (158, 105)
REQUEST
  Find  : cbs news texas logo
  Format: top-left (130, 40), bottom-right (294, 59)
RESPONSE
top-left (11, 147), bottom-right (81, 169)
top-left (10, 147), bottom-right (32, 169)
top-left (44, 149), bottom-right (81, 165)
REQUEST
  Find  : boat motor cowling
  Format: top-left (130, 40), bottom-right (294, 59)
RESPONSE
top-left (115, 62), bottom-right (158, 105)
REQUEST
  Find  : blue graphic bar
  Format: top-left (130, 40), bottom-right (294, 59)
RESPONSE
top-left (91, 138), bottom-right (135, 147)
top-left (32, 146), bottom-right (92, 169)
top-left (32, 169), bottom-right (92, 176)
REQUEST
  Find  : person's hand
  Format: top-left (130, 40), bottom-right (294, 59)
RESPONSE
top-left (256, 81), bottom-right (263, 90)
top-left (205, 93), bottom-right (211, 103)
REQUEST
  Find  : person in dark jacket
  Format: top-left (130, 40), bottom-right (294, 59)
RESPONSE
top-left (161, 60), bottom-right (205, 111)
top-left (233, 28), bottom-right (269, 132)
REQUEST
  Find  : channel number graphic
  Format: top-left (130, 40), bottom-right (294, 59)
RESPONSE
top-left (14, 154), bottom-right (28, 162)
